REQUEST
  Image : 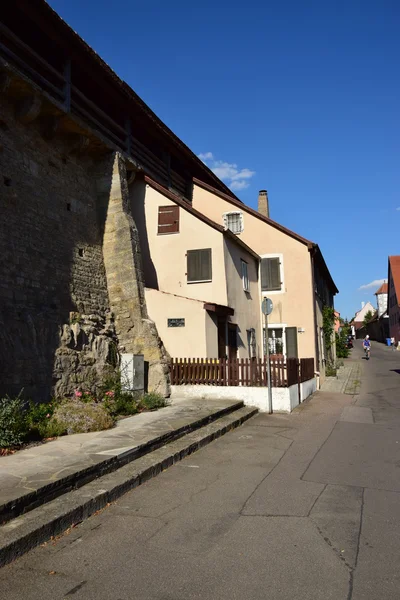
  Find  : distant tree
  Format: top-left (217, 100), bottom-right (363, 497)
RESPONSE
top-left (363, 310), bottom-right (374, 327)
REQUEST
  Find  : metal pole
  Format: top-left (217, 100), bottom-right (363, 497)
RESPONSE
top-left (264, 312), bottom-right (273, 413)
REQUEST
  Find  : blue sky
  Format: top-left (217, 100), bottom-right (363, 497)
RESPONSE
top-left (49, 0), bottom-right (400, 319)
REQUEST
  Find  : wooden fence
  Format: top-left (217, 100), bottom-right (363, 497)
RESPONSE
top-left (171, 357), bottom-right (315, 388)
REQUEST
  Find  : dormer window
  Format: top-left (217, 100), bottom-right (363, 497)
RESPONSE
top-left (223, 211), bottom-right (243, 234)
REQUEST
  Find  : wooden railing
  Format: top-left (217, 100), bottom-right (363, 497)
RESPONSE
top-left (0, 21), bottom-right (193, 200)
top-left (171, 357), bottom-right (315, 388)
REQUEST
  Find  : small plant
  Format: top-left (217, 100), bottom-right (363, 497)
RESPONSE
top-left (74, 389), bottom-right (96, 403)
top-left (48, 400), bottom-right (114, 435)
top-left (325, 363), bottom-right (337, 377)
top-left (103, 390), bottom-right (144, 417)
top-left (27, 401), bottom-right (57, 438)
top-left (0, 395), bottom-right (29, 449)
top-left (70, 312), bottom-right (82, 325)
top-left (140, 392), bottom-right (169, 411)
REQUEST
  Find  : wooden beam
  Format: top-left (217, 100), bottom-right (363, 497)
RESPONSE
top-left (0, 70), bottom-right (11, 94)
top-left (203, 303), bottom-right (234, 317)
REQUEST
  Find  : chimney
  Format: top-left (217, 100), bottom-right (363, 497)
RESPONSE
top-left (258, 190), bottom-right (269, 218)
top-left (361, 302), bottom-right (365, 309)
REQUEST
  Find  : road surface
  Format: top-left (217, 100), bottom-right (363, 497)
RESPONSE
top-left (1, 341), bottom-right (400, 599)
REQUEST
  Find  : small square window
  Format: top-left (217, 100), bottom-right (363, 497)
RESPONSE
top-left (224, 212), bottom-right (243, 234)
top-left (241, 260), bottom-right (249, 292)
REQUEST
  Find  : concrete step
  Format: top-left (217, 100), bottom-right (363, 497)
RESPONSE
top-left (0, 399), bottom-right (244, 525)
top-left (0, 405), bottom-right (257, 566)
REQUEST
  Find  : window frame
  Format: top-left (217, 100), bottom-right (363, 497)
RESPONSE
top-left (241, 259), bottom-right (250, 292)
top-left (263, 323), bottom-right (287, 357)
top-left (186, 248), bottom-right (212, 283)
top-left (223, 211), bottom-right (244, 234)
top-left (260, 253), bottom-right (284, 295)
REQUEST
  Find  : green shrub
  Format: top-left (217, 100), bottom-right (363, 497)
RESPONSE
top-left (103, 391), bottom-right (140, 417)
top-left (0, 395), bottom-right (28, 448)
top-left (140, 392), bottom-right (169, 411)
top-left (336, 332), bottom-right (350, 359)
top-left (325, 364), bottom-right (337, 377)
top-left (48, 401), bottom-right (114, 435)
top-left (27, 401), bottom-right (57, 438)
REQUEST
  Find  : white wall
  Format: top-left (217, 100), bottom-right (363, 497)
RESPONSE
top-left (171, 377), bottom-right (317, 413)
top-left (300, 377), bottom-right (317, 401)
top-left (131, 182), bottom-right (228, 306)
top-left (223, 237), bottom-right (261, 358)
top-left (145, 289), bottom-right (211, 357)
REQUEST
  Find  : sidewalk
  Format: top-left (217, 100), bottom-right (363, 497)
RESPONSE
top-left (0, 397), bottom-right (249, 524)
top-left (320, 359), bottom-right (362, 394)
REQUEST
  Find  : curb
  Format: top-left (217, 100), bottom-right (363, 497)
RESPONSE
top-left (0, 405), bottom-right (257, 567)
top-left (0, 400), bottom-right (244, 525)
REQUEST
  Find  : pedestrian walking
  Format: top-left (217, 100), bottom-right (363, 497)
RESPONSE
top-left (391, 337), bottom-right (395, 350)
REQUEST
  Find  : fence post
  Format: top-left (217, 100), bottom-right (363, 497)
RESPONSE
top-left (297, 359), bottom-right (301, 403)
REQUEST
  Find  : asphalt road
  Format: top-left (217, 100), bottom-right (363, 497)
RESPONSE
top-left (1, 341), bottom-right (400, 599)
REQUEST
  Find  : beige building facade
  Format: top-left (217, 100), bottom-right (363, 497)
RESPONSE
top-left (192, 179), bottom-right (338, 378)
top-left (131, 177), bottom-right (262, 360)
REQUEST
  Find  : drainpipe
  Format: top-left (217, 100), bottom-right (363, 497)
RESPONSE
top-left (309, 245), bottom-right (320, 373)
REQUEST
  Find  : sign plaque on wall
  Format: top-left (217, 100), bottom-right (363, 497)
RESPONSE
top-left (168, 318), bottom-right (185, 328)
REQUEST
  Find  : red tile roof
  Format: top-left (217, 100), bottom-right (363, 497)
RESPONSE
top-left (389, 256), bottom-right (400, 306)
top-left (375, 282), bottom-right (388, 295)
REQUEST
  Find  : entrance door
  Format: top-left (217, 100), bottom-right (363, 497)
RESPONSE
top-left (228, 323), bottom-right (238, 360)
top-left (217, 318), bottom-right (227, 359)
top-left (227, 323), bottom-right (238, 384)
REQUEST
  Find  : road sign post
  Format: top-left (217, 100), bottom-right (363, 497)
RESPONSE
top-left (262, 298), bottom-right (273, 414)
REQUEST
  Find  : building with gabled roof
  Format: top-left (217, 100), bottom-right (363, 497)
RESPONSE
top-left (388, 257), bottom-right (400, 343)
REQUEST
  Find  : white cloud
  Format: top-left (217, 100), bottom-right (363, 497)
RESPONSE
top-left (198, 152), bottom-right (214, 162)
top-left (358, 278), bottom-right (387, 291)
top-left (230, 180), bottom-right (250, 191)
top-left (198, 152), bottom-right (255, 191)
top-left (396, 207), bottom-right (400, 211)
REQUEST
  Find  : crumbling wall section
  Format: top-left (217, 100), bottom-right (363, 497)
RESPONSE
top-left (97, 154), bottom-right (170, 397)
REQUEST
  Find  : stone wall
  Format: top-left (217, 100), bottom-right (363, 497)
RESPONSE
top-left (0, 93), bottom-right (169, 401)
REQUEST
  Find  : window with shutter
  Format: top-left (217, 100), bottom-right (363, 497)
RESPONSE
top-left (285, 327), bottom-right (298, 358)
top-left (261, 257), bottom-right (281, 291)
top-left (158, 205), bottom-right (179, 234)
top-left (223, 212), bottom-right (243, 234)
top-left (187, 249), bottom-right (212, 283)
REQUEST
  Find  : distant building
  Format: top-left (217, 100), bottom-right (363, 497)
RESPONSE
top-left (375, 282), bottom-right (388, 317)
top-left (334, 311), bottom-right (341, 334)
top-left (352, 301), bottom-right (376, 334)
top-left (388, 257), bottom-right (400, 343)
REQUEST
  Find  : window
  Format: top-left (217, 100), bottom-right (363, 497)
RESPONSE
top-left (268, 328), bottom-right (284, 355)
top-left (247, 328), bottom-right (257, 358)
top-left (241, 260), bottom-right (249, 292)
top-left (261, 257), bottom-right (282, 291)
top-left (187, 249), bottom-right (212, 283)
top-left (223, 211), bottom-right (243, 234)
top-left (158, 205), bottom-right (179, 234)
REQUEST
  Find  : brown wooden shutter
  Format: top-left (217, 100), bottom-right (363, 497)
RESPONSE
top-left (158, 205), bottom-right (179, 234)
top-left (285, 327), bottom-right (298, 358)
top-left (261, 257), bottom-right (281, 291)
top-left (187, 249), bottom-right (212, 282)
top-left (269, 257), bottom-right (281, 290)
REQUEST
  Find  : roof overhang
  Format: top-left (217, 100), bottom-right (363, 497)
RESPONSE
top-left (203, 303), bottom-right (234, 317)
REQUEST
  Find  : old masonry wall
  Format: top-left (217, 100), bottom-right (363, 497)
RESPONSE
top-left (0, 95), bottom-right (169, 401)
